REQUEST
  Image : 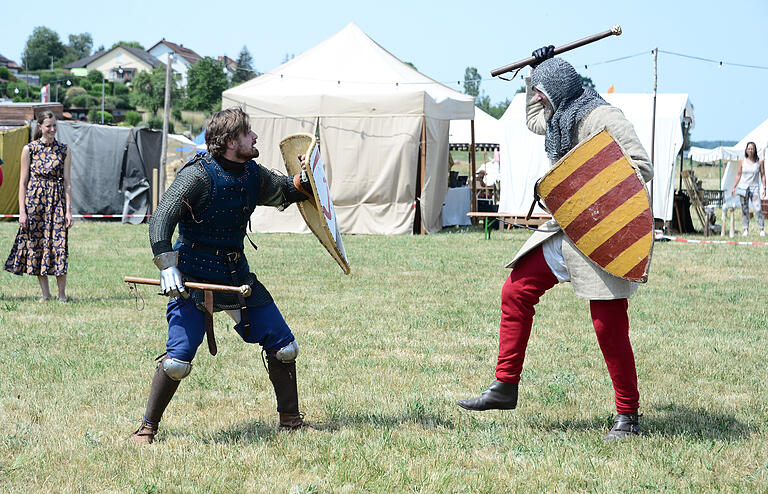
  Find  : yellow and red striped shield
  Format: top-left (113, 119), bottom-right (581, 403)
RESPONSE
top-left (535, 129), bottom-right (652, 282)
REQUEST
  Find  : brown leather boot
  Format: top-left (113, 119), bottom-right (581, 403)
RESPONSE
top-left (129, 355), bottom-right (181, 444)
top-left (279, 412), bottom-right (312, 430)
top-left (130, 419), bottom-right (159, 444)
top-left (267, 355), bottom-right (312, 429)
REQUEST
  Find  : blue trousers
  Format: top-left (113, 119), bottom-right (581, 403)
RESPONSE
top-left (165, 297), bottom-right (295, 362)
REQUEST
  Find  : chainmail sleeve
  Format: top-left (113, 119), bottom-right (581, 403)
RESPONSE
top-left (256, 165), bottom-right (310, 210)
top-left (149, 163), bottom-right (210, 255)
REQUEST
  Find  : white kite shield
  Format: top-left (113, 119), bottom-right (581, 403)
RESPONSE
top-left (280, 133), bottom-right (350, 274)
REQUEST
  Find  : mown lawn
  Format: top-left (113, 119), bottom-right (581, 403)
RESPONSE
top-left (1, 221), bottom-right (767, 492)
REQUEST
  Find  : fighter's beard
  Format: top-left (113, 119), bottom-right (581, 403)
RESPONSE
top-left (235, 145), bottom-right (259, 161)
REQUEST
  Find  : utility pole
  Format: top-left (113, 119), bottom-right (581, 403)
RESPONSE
top-left (101, 77), bottom-right (105, 123)
top-left (650, 47), bottom-right (658, 210)
top-left (159, 52), bottom-right (174, 194)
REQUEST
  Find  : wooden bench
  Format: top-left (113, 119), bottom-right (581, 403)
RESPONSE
top-left (467, 212), bottom-right (552, 239)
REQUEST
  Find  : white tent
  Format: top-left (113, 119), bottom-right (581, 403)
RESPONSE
top-left (498, 92), bottom-right (694, 222)
top-left (688, 145), bottom-right (741, 163)
top-left (221, 22), bottom-right (474, 234)
top-left (449, 106), bottom-right (503, 148)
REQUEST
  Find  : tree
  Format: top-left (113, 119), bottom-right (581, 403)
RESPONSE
top-left (130, 66), bottom-right (181, 115)
top-left (68, 33), bottom-right (93, 60)
top-left (186, 57), bottom-right (229, 111)
top-left (579, 75), bottom-right (596, 90)
top-left (463, 67), bottom-right (482, 99)
top-left (87, 69), bottom-right (104, 84)
top-left (231, 46), bottom-right (257, 85)
top-left (22, 26), bottom-right (67, 70)
top-left (111, 41), bottom-right (144, 50)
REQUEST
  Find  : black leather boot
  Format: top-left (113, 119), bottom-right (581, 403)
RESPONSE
top-left (130, 357), bottom-right (181, 444)
top-left (603, 412), bottom-right (640, 441)
top-left (457, 380), bottom-right (518, 411)
top-left (266, 355), bottom-right (310, 429)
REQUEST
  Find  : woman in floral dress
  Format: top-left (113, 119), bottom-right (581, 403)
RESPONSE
top-left (5, 111), bottom-right (73, 301)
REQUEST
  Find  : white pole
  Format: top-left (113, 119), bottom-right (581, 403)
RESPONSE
top-left (160, 53), bottom-right (174, 193)
top-left (101, 78), bottom-right (105, 124)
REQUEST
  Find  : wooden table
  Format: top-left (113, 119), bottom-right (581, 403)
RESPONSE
top-left (467, 212), bottom-right (552, 239)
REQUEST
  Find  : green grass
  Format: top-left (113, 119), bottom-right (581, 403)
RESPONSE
top-left (1, 222), bottom-right (768, 492)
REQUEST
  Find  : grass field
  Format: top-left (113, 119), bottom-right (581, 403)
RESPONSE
top-left (2, 222), bottom-right (768, 492)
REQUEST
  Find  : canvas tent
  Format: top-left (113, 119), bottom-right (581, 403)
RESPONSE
top-left (0, 125), bottom-right (29, 214)
top-left (498, 92), bottom-right (694, 222)
top-left (55, 122), bottom-right (161, 223)
top-left (221, 22), bottom-right (474, 234)
top-left (450, 106), bottom-right (503, 150)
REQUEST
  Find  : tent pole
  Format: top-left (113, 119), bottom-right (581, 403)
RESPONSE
top-left (418, 115), bottom-right (426, 234)
top-left (470, 119), bottom-right (477, 223)
top-left (650, 47), bottom-right (658, 219)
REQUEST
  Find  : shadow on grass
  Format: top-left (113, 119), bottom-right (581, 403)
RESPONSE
top-left (179, 420), bottom-right (280, 444)
top-left (644, 403), bottom-right (751, 441)
top-left (540, 403), bottom-right (750, 442)
top-left (321, 410), bottom-right (455, 431)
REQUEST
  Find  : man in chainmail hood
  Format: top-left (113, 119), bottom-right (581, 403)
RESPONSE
top-left (130, 108), bottom-right (315, 444)
top-left (458, 49), bottom-right (654, 441)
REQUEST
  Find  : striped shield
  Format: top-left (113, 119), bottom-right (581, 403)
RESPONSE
top-left (535, 129), bottom-right (653, 282)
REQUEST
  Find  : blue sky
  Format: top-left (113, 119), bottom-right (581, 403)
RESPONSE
top-left (2, 0), bottom-right (766, 141)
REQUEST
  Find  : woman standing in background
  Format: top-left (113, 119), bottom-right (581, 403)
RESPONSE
top-left (5, 111), bottom-right (73, 301)
top-left (731, 141), bottom-right (766, 237)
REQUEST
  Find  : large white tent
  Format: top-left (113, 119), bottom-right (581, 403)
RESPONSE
top-left (498, 92), bottom-right (694, 222)
top-left (222, 22), bottom-right (474, 234)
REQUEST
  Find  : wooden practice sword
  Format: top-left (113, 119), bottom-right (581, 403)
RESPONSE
top-left (124, 276), bottom-right (252, 356)
top-left (491, 25), bottom-right (622, 77)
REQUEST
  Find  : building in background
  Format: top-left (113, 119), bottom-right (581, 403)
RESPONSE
top-left (148, 39), bottom-right (202, 87)
top-left (64, 45), bottom-right (163, 82)
top-left (0, 54), bottom-right (21, 74)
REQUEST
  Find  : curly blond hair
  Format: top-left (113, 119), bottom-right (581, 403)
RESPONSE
top-left (205, 108), bottom-right (250, 157)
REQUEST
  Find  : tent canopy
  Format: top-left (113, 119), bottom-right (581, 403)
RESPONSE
top-left (449, 106), bottom-right (503, 147)
top-left (224, 23), bottom-right (473, 121)
top-left (689, 145), bottom-right (741, 163)
top-left (498, 92), bottom-right (694, 222)
top-left (689, 118), bottom-right (768, 164)
top-left (222, 23), bottom-right (474, 234)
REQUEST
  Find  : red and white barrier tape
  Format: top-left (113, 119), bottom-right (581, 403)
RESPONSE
top-left (655, 230), bottom-right (768, 246)
top-left (0, 214), bottom-right (152, 218)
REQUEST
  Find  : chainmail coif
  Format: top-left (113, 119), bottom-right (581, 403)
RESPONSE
top-left (531, 57), bottom-right (608, 161)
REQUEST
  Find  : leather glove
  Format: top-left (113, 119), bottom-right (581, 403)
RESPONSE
top-left (531, 45), bottom-right (555, 68)
top-left (160, 266), bottom-right (188, 298)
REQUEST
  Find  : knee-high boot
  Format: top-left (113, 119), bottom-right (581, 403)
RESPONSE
top-left (130, 358), bottom-right (181, 444)
top-left (266, 355), bottom-right (309, 429)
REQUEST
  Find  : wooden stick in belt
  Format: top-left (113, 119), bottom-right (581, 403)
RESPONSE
top-left (124, 276), bottom-right (252, 297)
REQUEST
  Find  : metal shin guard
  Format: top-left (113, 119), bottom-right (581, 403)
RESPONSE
top-left (266, 355), bottom-right (299, 415)
top-left (144, 358), bottom-right (182, 424)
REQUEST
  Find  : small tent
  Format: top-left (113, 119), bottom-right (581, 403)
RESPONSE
top-left (498, 92), bottom-right (694, 222)
top-left (56, 122), bottom-right (161, 223)
top-left (449, 106), bottom-right (503, 150)
top-left (221, 22), bottom-right (474, 234)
